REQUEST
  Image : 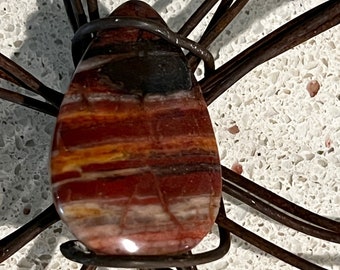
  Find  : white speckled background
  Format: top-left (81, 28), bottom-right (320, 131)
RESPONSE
top-left (0, 0), bottom-right (339, 269)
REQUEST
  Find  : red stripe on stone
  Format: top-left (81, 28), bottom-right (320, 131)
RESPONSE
top-left (53, 169), bottom-right (221, 203)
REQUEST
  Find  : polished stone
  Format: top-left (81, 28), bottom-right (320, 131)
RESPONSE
top-left (50, 1), bottom-right (221, 256)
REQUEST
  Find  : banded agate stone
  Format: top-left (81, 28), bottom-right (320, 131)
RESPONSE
top-left (50, 1), bottom-right (221, 255)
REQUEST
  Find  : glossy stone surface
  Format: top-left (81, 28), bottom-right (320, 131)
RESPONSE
top-left (50, 1), bottom-right (221, 255)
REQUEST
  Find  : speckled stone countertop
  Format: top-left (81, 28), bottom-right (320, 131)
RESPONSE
top-left (0, 0), bottom-right (339, 269)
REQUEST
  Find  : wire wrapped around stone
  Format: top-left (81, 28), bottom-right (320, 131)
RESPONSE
top-left (72, 16), bottom-right (215, 74)
top-left (60, 208), bottom-right (231, 268)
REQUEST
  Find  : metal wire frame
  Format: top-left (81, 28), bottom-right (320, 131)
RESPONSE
top-left (0, 0), bottom-right (339, 269)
